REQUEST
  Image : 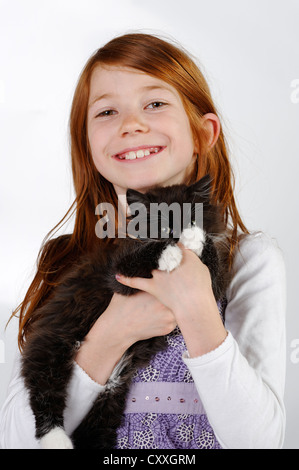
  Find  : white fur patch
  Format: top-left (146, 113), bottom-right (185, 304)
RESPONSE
top-left (40, 427), bottom-right (73, 449)
top-left (105, 353), bottom-right (129, 391)
top-left (158, 244), bottom-right (183, 272)
top-left (179, 226), bottom-right (205, 256)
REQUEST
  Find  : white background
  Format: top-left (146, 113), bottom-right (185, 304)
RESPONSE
top-left (0, 0), bottom-right (298, 449)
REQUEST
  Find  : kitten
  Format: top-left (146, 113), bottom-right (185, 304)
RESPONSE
top-left (21, 174), bottom-right (231, 449)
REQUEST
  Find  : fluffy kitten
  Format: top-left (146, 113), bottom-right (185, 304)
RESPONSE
top-left (21, 175), bottom-right (231, 449)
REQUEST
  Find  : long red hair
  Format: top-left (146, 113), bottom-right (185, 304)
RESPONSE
top-left (12, 33), bottom-right (248, 350)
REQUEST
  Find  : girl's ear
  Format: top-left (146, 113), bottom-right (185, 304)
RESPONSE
top-left (201, 113), bottom-right (221, 151)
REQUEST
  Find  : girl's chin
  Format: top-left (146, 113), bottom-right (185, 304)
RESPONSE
top-left (113, 179), bottom-right (162, 195)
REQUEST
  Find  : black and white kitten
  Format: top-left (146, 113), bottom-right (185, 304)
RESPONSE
top-left (21, 175), bottom-right (231, 449)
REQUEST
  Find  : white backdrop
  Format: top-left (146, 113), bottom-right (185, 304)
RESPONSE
top-left (0, 0), bottom-right (298, 449)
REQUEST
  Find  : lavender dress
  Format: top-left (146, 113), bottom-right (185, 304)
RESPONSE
top-left (115, 299), bottom-right (227, 449)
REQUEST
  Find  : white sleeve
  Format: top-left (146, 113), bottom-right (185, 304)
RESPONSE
top-left (0, 354), bottom-right (104, 449)
top-left (182, 231), bottom-right (286, 449)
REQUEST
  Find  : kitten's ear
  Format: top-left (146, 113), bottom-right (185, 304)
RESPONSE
top-left (186, 174), bottom-right (213, 201)
top-left (126, 188), bottom-right (149, 207)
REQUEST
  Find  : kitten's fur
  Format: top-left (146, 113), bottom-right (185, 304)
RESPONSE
top-left (21, 175), bottom-right (231, 449)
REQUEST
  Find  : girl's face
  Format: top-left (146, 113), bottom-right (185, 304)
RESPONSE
top-left (87, 65), bottom-right (198, 197)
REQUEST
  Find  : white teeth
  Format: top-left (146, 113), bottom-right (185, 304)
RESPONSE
top-left (127, 151), bottom-right (136, 159)
top-left (119, 147), bottom-right (161, 160)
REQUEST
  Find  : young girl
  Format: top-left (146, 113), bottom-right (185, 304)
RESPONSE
top-left (0, 33), bottom-right (286, 449)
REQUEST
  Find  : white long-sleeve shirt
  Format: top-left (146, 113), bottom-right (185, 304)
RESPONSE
top-left (0, 231), bottom-right (286, 449)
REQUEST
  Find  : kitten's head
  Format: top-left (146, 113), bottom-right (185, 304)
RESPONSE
top-left (126, 174), bottom-right (225, 242)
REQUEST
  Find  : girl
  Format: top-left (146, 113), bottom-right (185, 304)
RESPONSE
top-left (0, 33), bottom-right (286, 449)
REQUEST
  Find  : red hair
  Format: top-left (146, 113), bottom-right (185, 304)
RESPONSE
top-left (12, 33), bottom-right (248, 350)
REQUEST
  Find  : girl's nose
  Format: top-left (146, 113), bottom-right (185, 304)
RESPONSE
top-left (119, 112), bottom-right (149, 136)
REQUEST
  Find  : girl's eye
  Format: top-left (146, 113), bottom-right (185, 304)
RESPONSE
top-left (146, 101), bottom-right (167, 110)
top-left (95, 109), bottom-right (117, 118)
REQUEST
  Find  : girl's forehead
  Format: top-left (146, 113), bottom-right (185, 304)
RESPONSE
top-left (92, 63), bottom-right (155, 78)
top-left (89, 64), bottom-right (178, 95)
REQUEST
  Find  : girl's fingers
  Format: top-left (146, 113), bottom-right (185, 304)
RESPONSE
top-left (115, 273), bottom-right (152, 292)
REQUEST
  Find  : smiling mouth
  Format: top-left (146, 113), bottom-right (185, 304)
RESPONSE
top-left (113, 146), bottom-right (165, 161)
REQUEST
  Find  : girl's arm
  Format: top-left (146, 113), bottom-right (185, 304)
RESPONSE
top-left (183, 232), bottom-right (286, 449)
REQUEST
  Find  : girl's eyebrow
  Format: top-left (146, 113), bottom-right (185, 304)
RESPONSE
top-left (89, 85), bottom-right (175, 108)
top-left (140, 84), bottom-right (175, 94)
top-left (89, 93), bottom-right (113, 108)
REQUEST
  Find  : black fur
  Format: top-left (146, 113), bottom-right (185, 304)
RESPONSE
top-left (21, 174), bottom-right (231, 448)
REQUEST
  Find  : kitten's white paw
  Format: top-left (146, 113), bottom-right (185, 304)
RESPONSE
top-left (40, 427), bottom-right (73, 449)
top-left (180, 226), bottom-right (205, 256)
top-left (158, 244), bottom-right (183, 272)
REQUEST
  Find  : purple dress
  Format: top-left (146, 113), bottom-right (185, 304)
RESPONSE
top-left (115, 299), bottom-right (227, 449)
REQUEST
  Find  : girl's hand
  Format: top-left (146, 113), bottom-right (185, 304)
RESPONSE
top-left (99, 290), bottom-right (177, 347)
top-left (75, 290), bottom-right (176, 385)
top-left (115, 245), bottom-right (228, 358)
top-left (115, 244), bottom-right (211, 316)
